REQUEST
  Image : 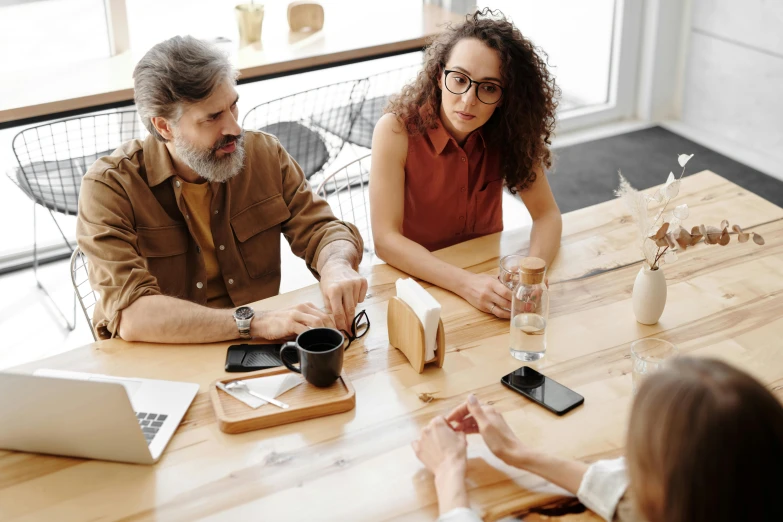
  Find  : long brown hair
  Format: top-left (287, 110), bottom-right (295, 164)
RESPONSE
top-left (627, 357), bottom-right (783, 522)
top-left (385, 8), bottom-right (559, 193)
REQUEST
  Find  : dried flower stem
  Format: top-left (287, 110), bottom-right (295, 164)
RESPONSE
top-left (652, 246), bottom-right (669, 269)
top-left (650, 165), bottom-right (687, 227)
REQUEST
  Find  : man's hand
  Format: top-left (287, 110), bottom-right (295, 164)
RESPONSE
top-left (251, 303), bottom-right (336, 340)
top-left (319, 259), bottom-right (368, 332)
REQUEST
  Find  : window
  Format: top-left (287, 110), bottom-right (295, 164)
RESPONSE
top-left (0, 0), bottom-right (110, 73)
top-left (478, 0), bottom-right (616, 112)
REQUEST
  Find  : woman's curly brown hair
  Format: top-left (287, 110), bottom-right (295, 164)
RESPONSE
top-left (385, 8), bottom-right (559, 193)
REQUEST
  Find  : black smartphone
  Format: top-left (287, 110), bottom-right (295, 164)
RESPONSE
top-left (500, 366), bottom-right (584, 416)
top-left (225, 344), bottom-right (290, 372)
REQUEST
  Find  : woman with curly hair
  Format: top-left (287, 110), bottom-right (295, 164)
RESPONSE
top-left (369, 9), bottom-right (562, 318)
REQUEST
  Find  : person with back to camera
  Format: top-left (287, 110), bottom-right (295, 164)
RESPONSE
top-left (413, 357), bottom-right (783, 521)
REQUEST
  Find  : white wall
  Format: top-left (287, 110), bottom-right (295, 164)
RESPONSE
top-left (680, 0), bottom-right (783, 170)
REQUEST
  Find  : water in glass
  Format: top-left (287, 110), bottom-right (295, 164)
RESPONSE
top-left (510, 257), bottom-right (548, 361)
top-left (510, 313), bottom-right (547, 360)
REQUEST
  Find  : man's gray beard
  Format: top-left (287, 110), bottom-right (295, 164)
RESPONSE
top-left (173, 133), bottom-right (245, 183)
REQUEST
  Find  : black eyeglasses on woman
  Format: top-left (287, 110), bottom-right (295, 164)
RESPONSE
top-left (443, 69), bottom-right (504, 105)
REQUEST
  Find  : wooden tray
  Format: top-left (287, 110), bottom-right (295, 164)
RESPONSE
top-left (210, 367), bottom-right (356, 434)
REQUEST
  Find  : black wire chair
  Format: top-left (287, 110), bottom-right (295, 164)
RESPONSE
top-left (315, 153), bottom-right (374, 262)
top-left (312, 65), bottom-right (420, 151)
top-left (8, 109), bottom-right (145, 330)
top-left (70, 247), bottom-right (99, 341)
top-left (242, 78), bottom-right (370, 184)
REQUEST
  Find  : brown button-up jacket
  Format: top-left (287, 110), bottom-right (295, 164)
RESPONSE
top-left (76, 131), bottom-right (362, 339)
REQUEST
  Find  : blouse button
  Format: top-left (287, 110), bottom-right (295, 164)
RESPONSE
top-left (175, 180), bottom-right (181, 188)
top-left (196, 282), bottom-right (203, 289)
top-left (461, 157), bottom-right (466, 162)
top-left (461, 186), bottom-right (467, 193)
top-left (228, 279), bottom-right (234, 285)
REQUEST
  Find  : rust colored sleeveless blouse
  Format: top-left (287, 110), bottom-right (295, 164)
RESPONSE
top-left (402, 119), bottom-right (504, 251)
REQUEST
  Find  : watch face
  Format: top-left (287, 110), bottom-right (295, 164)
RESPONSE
top-left (235, 306), bottom-right (254, 320)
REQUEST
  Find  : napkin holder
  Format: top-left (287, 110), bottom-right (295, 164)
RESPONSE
top-left (387, 296), bottom-right (445, 373)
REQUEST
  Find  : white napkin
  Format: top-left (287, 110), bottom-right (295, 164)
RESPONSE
top-left (395, 278), bottom-right (442, 361)
top-left (218, 373), bottom-right (301, 409)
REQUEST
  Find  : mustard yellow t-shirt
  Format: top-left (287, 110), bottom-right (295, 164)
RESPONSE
top-left (178, 178), bottom-right (232, 308)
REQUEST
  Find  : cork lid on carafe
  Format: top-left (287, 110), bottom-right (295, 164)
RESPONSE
top-left (520, 257), bottom-right (546, 285)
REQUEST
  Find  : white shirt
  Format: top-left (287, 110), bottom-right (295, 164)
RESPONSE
top-left (438, 458), bottom-right (629, 522)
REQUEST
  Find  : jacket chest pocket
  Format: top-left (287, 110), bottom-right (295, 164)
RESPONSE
top-left (231, 194), bottom-right (291, 279)
top-left (136, 224), bottom-right (190, 294)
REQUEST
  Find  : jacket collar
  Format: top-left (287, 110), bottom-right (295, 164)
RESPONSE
top-left (142, 135), bottom-right (178, 187)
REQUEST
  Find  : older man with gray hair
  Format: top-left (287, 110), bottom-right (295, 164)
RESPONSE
top-left (76, 35), bottom-right (366, 343)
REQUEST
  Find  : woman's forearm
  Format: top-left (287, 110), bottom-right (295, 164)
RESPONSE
top-left (527, 211), bottom-right (562, 268)
top-left (434, 462), bottom-right (470, 514)
top-left (509, 449), bottom-right (588, 495)
top-left (376, 233), bottom-right (470, 296)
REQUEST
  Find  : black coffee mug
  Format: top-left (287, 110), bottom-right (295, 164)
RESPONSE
top-left (280, 328), bottom-right (346, 388)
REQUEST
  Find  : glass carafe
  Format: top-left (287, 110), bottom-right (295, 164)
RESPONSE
top-left (510, 257), bottom-right (549, 361)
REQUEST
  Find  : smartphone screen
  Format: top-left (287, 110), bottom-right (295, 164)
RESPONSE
top-left (225, 344), bottom-right (286, 372)
top-left (500, 366), bottom-right (584, 415)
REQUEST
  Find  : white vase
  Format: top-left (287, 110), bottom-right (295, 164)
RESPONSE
top-left (632, 266), bottom-right (667, 325)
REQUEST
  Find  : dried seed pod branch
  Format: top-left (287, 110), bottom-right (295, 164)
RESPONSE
top-left (617, 154), bottom-right (764, 271)
top-left (646, 219), bottom-right (765, 268)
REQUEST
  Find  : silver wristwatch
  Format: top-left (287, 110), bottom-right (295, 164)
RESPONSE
top-left (233, 306), bottom-right (255, 339)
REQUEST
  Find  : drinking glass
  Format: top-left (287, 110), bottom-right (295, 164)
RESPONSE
top-left (631, 338), bottom-right (678, 394)
top-left (498, 254), bottom-right (525, 290)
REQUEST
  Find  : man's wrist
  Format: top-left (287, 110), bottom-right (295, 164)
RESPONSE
top-left (322, 256), bottom-right (354, 272)
top-left (316, 239), bottom-right (360, 273)
top-left (249, 310), bottom-right (267, 339)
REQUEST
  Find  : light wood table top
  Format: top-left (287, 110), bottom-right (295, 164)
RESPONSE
top-left (0, 1), bottom-right (465, 128)
top-left (2, 171), bottom-right (783, 521)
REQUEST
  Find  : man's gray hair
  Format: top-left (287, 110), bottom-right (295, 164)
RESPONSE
top-left (133, 35), bottom-right (238, 141)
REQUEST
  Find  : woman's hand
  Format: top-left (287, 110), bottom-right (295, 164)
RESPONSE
top-left (447, 395), bottom-right (590, 499)
top-left (412, 416), bottom-right (468, 477)
top-left (447, 394), bottom-right (529, 467)
top-left (413, 416), bottom-right (470, 514)
top-left (459, 273), bottom-right (512, 319)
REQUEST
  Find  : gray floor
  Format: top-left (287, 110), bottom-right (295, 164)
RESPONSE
top-left (550, 126), bottom-right (783, 213)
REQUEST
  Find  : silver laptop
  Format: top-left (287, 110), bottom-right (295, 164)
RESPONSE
top-left (0, 369), bottom-right (199, 465)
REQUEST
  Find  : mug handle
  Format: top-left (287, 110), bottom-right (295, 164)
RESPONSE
top-left (280, 343), bottom-right (301, 374)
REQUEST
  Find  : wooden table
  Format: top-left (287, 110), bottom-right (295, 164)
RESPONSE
top-left (2, 171), bottom-right (782, 521)
top-left (0, 1), bottom-right (465, 129)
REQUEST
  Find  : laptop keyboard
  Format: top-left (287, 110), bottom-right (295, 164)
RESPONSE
top-left (135, 412), bottom-right (168, 445)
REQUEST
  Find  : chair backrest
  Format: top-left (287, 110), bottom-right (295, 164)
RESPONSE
top-left (12, 110), bottom-right (145, 215)
top-left (316, 154), bottom-right (374, 261)
top-left (343, 64), bottom-right (421, 150)
top-left (70, 247), bottom-right (99, 341)
top-left (241, 78), bottom-right (369, 182)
